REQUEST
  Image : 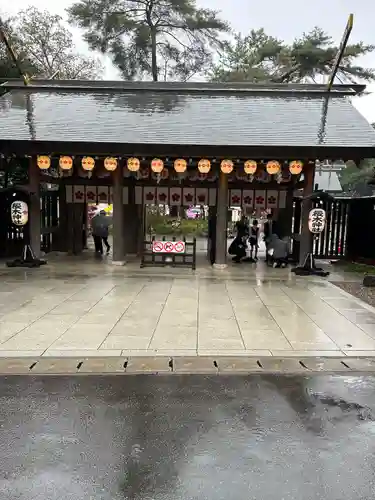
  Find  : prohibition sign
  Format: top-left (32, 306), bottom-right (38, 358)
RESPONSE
top-left (174, 241), bottom-right (185, 253)
top-left (152, 241), bottom-right (164, 253)
top-left (164, 241), bottom-right (174, 253)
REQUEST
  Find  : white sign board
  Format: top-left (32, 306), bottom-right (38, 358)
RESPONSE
top-left (308, 208), bottom-right (326, 234)
top-left (152, 240), bottom-right (186, 254)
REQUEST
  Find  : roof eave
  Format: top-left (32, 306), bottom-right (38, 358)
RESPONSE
top-left (0, 78), bottom-right (366, 96)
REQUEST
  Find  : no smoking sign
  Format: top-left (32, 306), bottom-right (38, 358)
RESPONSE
top-left (152, 240), bottom-right (186, 254)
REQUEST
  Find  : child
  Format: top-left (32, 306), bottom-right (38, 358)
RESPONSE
top-left (249, 219), bottom-right (259, 261)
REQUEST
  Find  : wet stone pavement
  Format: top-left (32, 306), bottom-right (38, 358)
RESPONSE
top-left (1, 375), bottom-right (375, 499)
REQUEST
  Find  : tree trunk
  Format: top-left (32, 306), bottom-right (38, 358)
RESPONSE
top-left (151, 28), bottom-right (158, 81)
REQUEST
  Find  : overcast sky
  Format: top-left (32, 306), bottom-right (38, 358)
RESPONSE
top-left (5, 0), bottom-right (375, 122)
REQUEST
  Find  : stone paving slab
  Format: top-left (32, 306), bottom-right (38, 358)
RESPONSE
top-left (300, 358), bottom-right (351, 372)
top-left (78, 357), bottom-right (126, 374)
top-left (31, 358), bottom-right (81, 374)
top-left (342, 358), bottom-right (375, 371)
top-left (215, 357), bottom-right (263, 373)
top-left (259, 358), bottom-right (306, 373)
top-left (0, 358), bottom-right (37, 374)
top-left (126, 357), bottom-right (171, 374)
top-left (172, 356), bottom-right (218, 374)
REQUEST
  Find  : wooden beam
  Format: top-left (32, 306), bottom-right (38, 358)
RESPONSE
top-left (327, 14), bottom-right (354, 91)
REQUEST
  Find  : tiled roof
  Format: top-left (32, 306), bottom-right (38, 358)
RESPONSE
top-left (0, 82), bottom-right (374, 148)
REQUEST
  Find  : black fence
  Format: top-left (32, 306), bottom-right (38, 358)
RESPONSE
top-left (140, 236), bottom-right (196, 270)
top-left (346, 197), bottom-right (375, 263)
top-left (292, 197), bottom-right (350, 260)
top-left (41, 191), bottom-right (59, 253)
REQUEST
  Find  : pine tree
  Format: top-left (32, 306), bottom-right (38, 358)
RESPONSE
top-left (210, 27), bottom-right (375, 84)
top-left (68, 0), bottom-right (229, 81)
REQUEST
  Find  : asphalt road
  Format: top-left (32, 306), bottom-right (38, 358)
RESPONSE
top-left (0, 375), bottom-right (375, 500)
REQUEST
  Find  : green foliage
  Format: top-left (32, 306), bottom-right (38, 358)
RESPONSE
top-left (147, 213), bottom-right (207, 236)
top-left (0, 7), bottom-right (102, 80)
top-left (339, 160), bottom-right (375, 196)
top-left (67, 0), bottom-right (230, 81)
top-left (0, 158), bottom-right (29, 188)
top-left (210, 27), bottom-right (375, 83)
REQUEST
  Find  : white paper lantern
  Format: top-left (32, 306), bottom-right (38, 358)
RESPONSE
top-left (308, 208), bottom-right (326, 233)
top-left (11, 200), bottom-right (28, 226)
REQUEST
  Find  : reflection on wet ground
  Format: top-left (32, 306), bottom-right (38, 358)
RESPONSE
top-left (0, 375), bottom-right (375, 499)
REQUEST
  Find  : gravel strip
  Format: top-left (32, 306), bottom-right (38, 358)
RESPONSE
top-left (333, 281), bottom-right (375, 308)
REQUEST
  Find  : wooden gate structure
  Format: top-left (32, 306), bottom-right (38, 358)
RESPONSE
top-left (0, 79), bottom-right (375, 266)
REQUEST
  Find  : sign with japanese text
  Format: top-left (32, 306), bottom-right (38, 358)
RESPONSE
top-left (308, 208), bottom-right (326, 234)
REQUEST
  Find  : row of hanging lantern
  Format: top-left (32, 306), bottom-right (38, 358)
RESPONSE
top-left (37, 155), bottom-right (304, 176)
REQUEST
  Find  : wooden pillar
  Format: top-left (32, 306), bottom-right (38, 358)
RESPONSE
top-left (112, 165), bottom-right (125, 265)
top-left (299, 163), bottom-right (315, 265)
top-left (276, 185), bottom-right (294, 239)
top-left (214, 171), bottom-right (228, 269)
top-left (124, 181), bottom-right (141, 255)
top-left (28, 157), bottom-right (41, 258)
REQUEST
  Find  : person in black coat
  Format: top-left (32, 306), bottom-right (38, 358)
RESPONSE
top-left (263, 213), bottom-right (273, 263)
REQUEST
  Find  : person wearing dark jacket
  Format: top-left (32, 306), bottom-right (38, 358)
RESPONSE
top-left (91, 210), bottom-right (112, 255)
top-left (249, 219), bottom-right (259, 261)
top-left (229, 216), bottom-right (249, 263)
top-left (263, 213), bottom-right (273, 263)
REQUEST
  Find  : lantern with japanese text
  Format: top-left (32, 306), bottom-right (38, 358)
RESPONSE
top-left (289, 160), bottom-right (303, 175)
top-left (308, 208), bottom-right (326, 234)
top-left (244, 160), bottom-right (257, 175)
top-left (151, 158), bottom-right (164, 173)
top-left (174, 158), bottom-right (187, 173)
top-left (104, 157), bottom-right (117, 171)
top-left (266, 160), bottom-right (281, 175)
top-left (37, 155), bottom-right (51, 170)
top-left (59, 156), bottom-right (73, 170)
top-left (198, 159), bottom-right (211, 174)
top-left (10, 200), bottom-right (28, 226)
top-left (82, 156), bottom-right (95, 171)
top-left (127, 157), bottom-right (140, 172)
top-left (220, 159), bottom-right (233, 174)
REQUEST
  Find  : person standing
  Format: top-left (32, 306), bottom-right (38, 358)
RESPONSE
top-left (263, 213), bottom-right (273, 263)
top-left (249, 219), bottom-right (259, 261)
top-left (91, 210), bottom-right (111, 255)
